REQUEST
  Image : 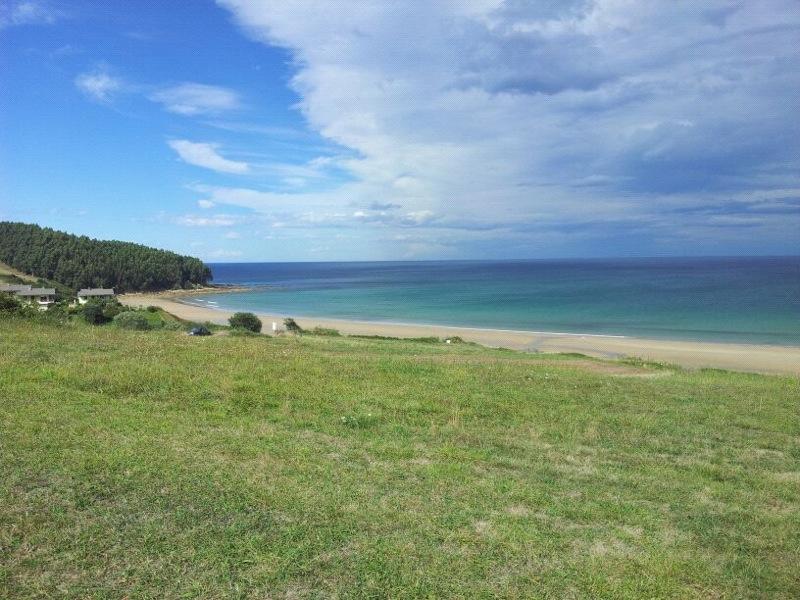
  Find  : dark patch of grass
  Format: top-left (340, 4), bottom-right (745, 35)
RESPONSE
top-left (229, 328), bottom-right (265, 337)
top-left (309, 326), bottom-right (342, 337)
top-left (349, 334), bottom-right (441, 343)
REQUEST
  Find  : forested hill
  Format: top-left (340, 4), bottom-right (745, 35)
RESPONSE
top-left (0, 222), bottom-right (212, 292)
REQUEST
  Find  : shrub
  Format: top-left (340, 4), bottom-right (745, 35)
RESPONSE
top-left (229, 312), bottom-right (262, 333)
top-left (102, 302), bottom-right (123, 320)
top-left (0, 292), bottom-right (22, 314)
top-left (161, 320), bottom-right (183, 331)
top-left (310, 326), bottom-right (341, 337)
top-left (113, 311), bottom-right (152, 330)
top-left (36, 301), bottom-right (68, 324)
top-left (82, 300), bottom-right (110, 325)
top-left (80, 297), bottom-right (123, 325)
top-left (146, 305), bottom-right (160, 313)
top-left (284, 318), bottom-right (303, 334)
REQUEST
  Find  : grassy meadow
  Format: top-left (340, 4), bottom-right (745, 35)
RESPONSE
top-left (1, 317), bottom-right (798, 598)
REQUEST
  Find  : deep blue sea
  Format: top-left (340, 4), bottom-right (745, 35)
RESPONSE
top-left (196, 257), bottom-right (800, 345)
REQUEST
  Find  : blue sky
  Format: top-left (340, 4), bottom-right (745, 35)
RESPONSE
top-left (1, 0), bottom-right (799, 261)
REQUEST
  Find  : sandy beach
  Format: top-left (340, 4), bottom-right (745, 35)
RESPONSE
top-left (121, 292), bottom-right (800, 376)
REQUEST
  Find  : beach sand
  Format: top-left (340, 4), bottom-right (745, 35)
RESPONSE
top-left (121, 293), bottom-right (800, 376)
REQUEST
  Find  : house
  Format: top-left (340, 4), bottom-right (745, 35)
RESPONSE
top-left (15, 288), bottom-right (56, 310)
top-left (76, 288), bottom-right (116, 304)
top-left (0, 284), bottom-right (32, 293)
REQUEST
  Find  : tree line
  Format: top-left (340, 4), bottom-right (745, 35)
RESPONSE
top-left (0, 222), bottom-right (212, 292)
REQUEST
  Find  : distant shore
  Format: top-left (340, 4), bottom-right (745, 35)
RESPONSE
top-left (130, 285), bottom-right (253, 297)
top-left (120, 291), bottom-right (800, 376)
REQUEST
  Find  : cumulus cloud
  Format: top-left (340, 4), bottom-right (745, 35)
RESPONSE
top-left (74, 66), bottom-right (122, 103)
top-left (168, 139), bottom-right (250, 174)
top-left (149, 83), bottom-right (242, 115)
top-left (0, 1), bottom-right (63, 28)
top-left (213, 0), bottom-right (800, 254)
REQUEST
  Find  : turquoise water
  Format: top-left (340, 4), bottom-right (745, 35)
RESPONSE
top-left (195, 258), bottom-right (800, 345)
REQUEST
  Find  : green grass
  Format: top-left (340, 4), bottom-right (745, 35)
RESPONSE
top-left (1, 318), bottom-right (798, 599)
top-left (133, 306), bottom-right (183, 328)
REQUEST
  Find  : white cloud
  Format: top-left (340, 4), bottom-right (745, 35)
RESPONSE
top-left (404, 210), bottom-right (436, 225)
top-left (197, 199), bottom-right (215, 209)
top-left (1, 1), bottom-right (63, 28)
top-left (213, 0), bottom-right (800, 255)
top-left (149, 83), bottom-right (242, 115)
top-left (168, 139), bottom-right (250, 174)
top-left (206, 249), bottom-right (244, 259)
top-left (176, 214), bottom-right (240, 227)
top-left (187, 184), bottom-right (285, 211)
top-left (74, 66), bottom-right (122, 103)
top-left (223, 230), bottom-right (241, 239)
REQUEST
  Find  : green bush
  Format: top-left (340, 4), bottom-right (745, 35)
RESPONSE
top-left (0, 292), bottom-right (22, 314)
top-left (113, 311), bottom-right (152, 330)
top-left (82, 301), bottom-right (109, 325)
top-left (146, 305), bottom-right (160, 313)
top-left (80, 298), bottom-right (123, 325)
top-left (229, 312), bottom-right (262, 333)
top-left (284, 318), bottom-right (303, 334)
top-left (310, 326), bottom-right (341, 337)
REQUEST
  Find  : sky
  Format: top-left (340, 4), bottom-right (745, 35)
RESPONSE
top-left (1, 0), bottom-right (799, 262)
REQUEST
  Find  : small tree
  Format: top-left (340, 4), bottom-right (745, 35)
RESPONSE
top-left (81, 297), bottom-right (123, 325)
top-left (82, 299), bottom-right (110, 325)
top-left (229, 312), bottom-right (262, 333)
top-left (113, 311), bottom-right (151, 330)
top-left (284, 317), bottom-right (303, 334)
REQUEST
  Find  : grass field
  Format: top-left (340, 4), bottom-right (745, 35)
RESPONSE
top-left (1, 318), bottom-right (798, 598)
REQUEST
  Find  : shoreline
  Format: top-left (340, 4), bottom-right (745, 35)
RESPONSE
top-left (120, 292), bottom-right (800, 376)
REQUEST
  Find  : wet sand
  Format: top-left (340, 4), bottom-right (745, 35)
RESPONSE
top-left (121, 293), bottom-right (800, 376)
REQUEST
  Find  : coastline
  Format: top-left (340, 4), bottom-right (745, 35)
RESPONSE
top-left (120, 291), bottom-right (800, 376)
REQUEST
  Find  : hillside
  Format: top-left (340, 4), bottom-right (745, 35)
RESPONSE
top-left (0, 260), bottom-right (74, 296)
top-left (1, 318), bottom-right (798, 598)
top-left (0, 222), bottom-right (211, 292)
top-left (0, 260), bottom-right (36, 283)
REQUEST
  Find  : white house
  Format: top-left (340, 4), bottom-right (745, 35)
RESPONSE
top-left (15, 288), bottom-right (56, 310)
top-left (76, 288), bottom-right (116, 304)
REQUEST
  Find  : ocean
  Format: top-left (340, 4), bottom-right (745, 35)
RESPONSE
top-left (194, 257), bottom-right (800, 345)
